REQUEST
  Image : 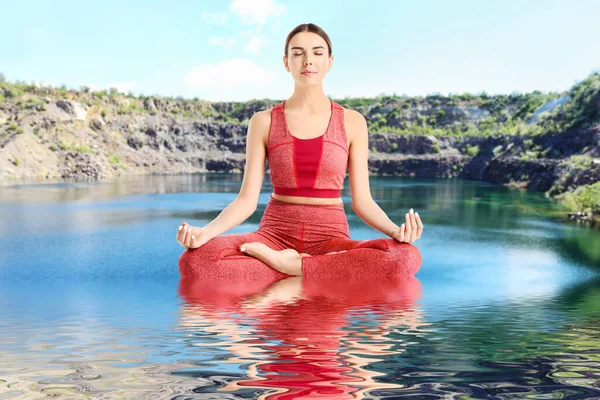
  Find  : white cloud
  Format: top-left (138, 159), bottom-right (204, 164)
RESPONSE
top-left (270, 20), bottom-right (282, 33)
top-left (185, 58), bottom-right (272, 89)
top-left (243, 35), bottom-right (265, 56)
top-left (238, 27), bottom-right (262, 38)
top-left (209, 36), bottom-right (236, 49)
top-left (201, 12), bottom-right (229, 25)
top-left (237, 28), bottom-right (272, 56)
top-left (229, 0), bottom-right (286, 25)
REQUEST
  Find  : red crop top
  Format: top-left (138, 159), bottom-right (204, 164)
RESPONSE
top-left (266, 99), bottom-right (349, 198)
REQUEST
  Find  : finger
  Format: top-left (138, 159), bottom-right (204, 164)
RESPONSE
top-left (404, 213), bottom-right (412, 241)
top-left (415, 212), bottom-right (423, 239)
top-left (177, 224), bottom-right (183, 242)
top-left (399, 223), bottom-right (406, 242)
top-left (186, 226), bottom-right (193, 247)
top-left (410, 209), bottom-right (418, 241)
top-left (190, 235), bottom-right (195, 248)
top-left (182, 225), bottom-right (190, 247)
top-left (187, 230), bottom-right (195, 248)
top-left (410, 209), bottom-right (418, 231)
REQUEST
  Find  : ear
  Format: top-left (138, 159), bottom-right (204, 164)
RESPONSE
top-left (282, 56), bottom-right (289, 72)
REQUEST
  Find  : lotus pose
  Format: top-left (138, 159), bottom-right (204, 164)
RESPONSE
top-left (177, 23), bottom-right (423, 279)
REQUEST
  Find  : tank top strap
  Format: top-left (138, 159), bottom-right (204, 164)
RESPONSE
top-left (326, 101), bottom-right (349, 152)
top-left (267, 101), bottom-right (288, 150)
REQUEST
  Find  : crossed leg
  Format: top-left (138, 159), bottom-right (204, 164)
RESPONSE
top-left (239, 237), bottom-right (421, 278)
top-left (179, 232), bottom-right (421, 280)
top-left (179, 231), bottom-right (291, 280)
top-left (302, 237), bottom-right (422, 278)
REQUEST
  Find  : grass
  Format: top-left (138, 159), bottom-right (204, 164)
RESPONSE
top-left (58, 140), bottom-right (92, 153)
top-left (557, 182), bottom-right (600, 213)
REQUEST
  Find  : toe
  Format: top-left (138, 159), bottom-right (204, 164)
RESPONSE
top-left (240, 242), bottom-right (266, 254)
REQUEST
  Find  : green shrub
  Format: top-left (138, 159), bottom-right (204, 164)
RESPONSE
top-left (492, 145), bottom-right (503, 158)
top-left (558, 182), bottom-right (600, 213)
top-left (5, 87), bottom-right (24, 98)
top-left (7, 124), bottom-right (23, 134)
top-left (520, 151), bottom-right (539, 161)
top-left (58, 141), bottom-right (91, 153)
top-left (12, 158), bottom-right (20, 166)
top-left (551, 71), bottom-right (600, 130)
top-left (464, 144), bottom-right (480, 157)
top-left (563, 155), bottom-right (594, 169)
top-left (92, 90), bottom-right (107, 97)
top-left (431, 143), bottom-right (441, 153)
top-left (74, 145), bottom-right (91, 153)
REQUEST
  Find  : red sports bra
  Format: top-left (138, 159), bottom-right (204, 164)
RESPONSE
top-left (266, 99), bottom-right (349, 198)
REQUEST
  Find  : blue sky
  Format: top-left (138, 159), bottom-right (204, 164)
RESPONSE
top-left (1, 0), bottom-right (599, 101)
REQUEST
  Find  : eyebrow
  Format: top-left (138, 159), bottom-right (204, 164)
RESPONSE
top-left (290, 46), bottom-right (325, 51)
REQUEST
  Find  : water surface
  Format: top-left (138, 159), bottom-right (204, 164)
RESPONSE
top-left (1, 174), bottom-right (599, 398)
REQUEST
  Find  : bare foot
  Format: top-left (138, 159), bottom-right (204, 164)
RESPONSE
top-left (242, 276), bottom-right (303, 309)
top-left (239, 242), bottom-right (310, 276)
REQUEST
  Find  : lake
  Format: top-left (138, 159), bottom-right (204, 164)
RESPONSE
top-left (1, 173), bottom-right (599, 399)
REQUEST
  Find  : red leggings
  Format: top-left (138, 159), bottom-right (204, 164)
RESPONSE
top-left (178, 194), bottom-right (422, 280)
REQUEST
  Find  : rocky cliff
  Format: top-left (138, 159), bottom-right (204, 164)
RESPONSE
top-left (1, 73), bottom-right (599, 214)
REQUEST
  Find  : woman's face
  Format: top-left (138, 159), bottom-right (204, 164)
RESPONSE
top-left (284, 31), bottom-right (333, 85)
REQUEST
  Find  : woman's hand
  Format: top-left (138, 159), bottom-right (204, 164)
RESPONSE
top-left (176, 221), bottom-right (210, 250)
top-left (391, 208), bottom-right (423, 243)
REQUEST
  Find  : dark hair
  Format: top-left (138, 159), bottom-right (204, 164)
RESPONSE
top-left (284, 23), bottom-right (332, 58)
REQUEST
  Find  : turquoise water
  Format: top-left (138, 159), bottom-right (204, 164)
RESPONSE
top-left (1, 173), bottom-right (599, 398)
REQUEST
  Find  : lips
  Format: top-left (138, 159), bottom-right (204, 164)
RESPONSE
top-left (302, 71), bottom-right (316, 76)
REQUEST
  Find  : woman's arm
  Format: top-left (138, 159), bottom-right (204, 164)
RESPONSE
top-left (203, 111), bottom-right (270, 240)
top-left (346, 109), bottom-right (405, 238)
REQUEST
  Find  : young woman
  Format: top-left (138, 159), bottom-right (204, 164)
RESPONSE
top-left (177, 23), bottom-right (423, 279)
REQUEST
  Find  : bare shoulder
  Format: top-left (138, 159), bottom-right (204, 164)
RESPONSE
top-left (248, 108), bottom-right (273, 146)
top-left (341, 106), bottom-right (367, 143)
top-left (249, 108), bottom-right (272, 130)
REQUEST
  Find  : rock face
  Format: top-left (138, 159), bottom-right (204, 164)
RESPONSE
top-left (60, 151), bottom-right (106, 179)
top-left (0, 94), bottom-right (598, 201)
top-left (365, 126), bottom-right (599, 194)
top-left (55, 100), bottom-right (87, 120)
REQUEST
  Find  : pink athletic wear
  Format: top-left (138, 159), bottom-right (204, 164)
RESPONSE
top-left (178, 194), bottom-right (422, 279)
top-left (267, 99), bottom-right (348, 198)
top-left (178, 276), bottom-right (422, 398)
top-left (178, 99), bottom-right (422, 279)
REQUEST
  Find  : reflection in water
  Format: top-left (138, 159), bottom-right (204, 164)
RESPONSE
top-left (178, 276), bottom-right (426, 399)
top-left (0, 173), bottom-right (241, 204)
top-left (1, 174), bottom-right (600, 397)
